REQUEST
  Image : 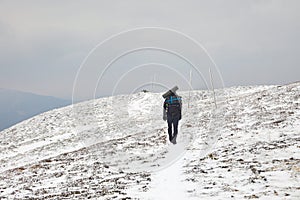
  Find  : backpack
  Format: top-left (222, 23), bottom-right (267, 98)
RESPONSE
top-left (165, 95), bottom-right (182, 117)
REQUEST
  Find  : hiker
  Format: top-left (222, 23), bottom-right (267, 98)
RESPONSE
top-left (163, 89), bottom-right (182, 144)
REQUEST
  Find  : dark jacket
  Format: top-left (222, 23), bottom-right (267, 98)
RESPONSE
top-left (163, 95), bottom-right (182, 120)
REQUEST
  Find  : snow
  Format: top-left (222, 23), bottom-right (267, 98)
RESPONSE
top-left (139, 156), bottom-right (189, 200)
top-left (0, 82), bottom-right (299, 199)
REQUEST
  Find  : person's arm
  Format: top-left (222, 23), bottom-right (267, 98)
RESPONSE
top-left (163, 100), bottom-right (167, 121)
top-left (163, 108), bottom-right (167, 121)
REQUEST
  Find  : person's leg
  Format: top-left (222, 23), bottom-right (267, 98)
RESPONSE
top-left (172, 118), bottom-right (179, 144)
top-left (167, 117), bottom-right (173, 142)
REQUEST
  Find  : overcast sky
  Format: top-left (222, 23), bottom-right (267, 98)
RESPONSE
top-left (0, 0), bottom-right (299, 100)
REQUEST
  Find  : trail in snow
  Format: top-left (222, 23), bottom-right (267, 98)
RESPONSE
top-left (129, 140), bottom-right (190, 200)
top-left (145, 151), bottom-right (187, 200)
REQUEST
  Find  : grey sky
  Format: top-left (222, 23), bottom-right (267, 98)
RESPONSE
top-left (0, 0), bottom-right (299, 100)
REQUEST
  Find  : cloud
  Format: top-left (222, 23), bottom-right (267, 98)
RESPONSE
top-left (0, 0), bottom-right (299, 99)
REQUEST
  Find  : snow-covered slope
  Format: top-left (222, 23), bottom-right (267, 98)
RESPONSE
top-left (0, 82), bottom-right (299, 199)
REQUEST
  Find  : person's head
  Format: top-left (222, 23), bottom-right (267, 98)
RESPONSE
top-left (170, 91), bottom-right (180, 98)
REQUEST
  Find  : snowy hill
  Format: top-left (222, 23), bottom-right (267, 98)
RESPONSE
top-left (0, 82), bottom-right (299, 199)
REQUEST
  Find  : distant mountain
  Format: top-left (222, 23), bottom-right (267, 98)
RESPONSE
top-left (0, 88), bottom-right (71, 131)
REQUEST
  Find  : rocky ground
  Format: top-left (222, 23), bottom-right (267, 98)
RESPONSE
top-left (0, 82), bottom-right (299, 199)
top-left (183, 82), bottom-right (300, 199)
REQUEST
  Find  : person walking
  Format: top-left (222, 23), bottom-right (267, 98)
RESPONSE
top-left (163, 91), bottom-right (182, 144)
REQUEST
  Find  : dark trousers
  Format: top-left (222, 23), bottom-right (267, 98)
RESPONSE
top-left (167, 116), bottom-right (179, 142)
